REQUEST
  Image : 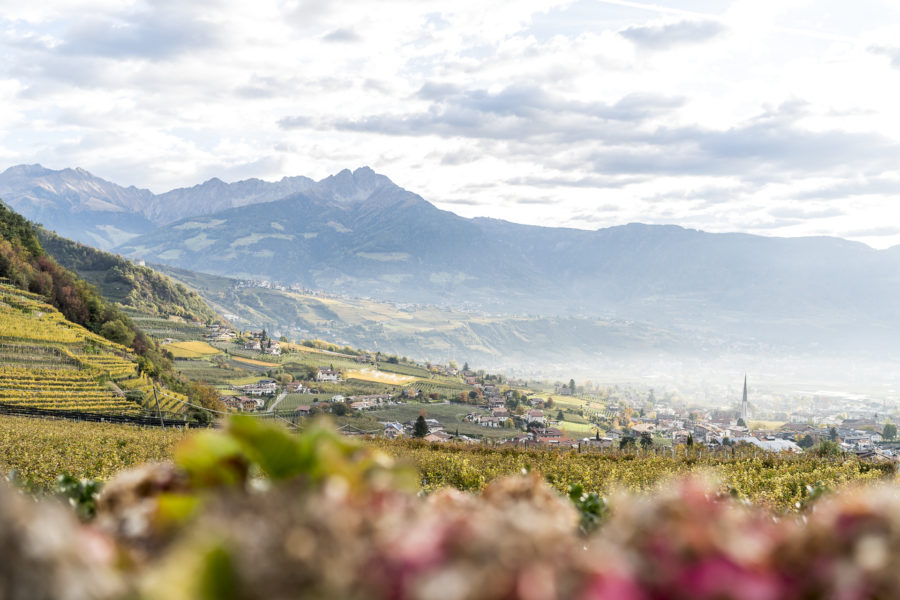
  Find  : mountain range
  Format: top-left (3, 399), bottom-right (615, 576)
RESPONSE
top-left (3, 163), bottom-right (900, 358)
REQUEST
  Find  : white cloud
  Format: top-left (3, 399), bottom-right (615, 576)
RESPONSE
top-left (2, 0), bottom-right (900, 246)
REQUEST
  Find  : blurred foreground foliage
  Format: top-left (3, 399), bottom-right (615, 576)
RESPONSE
top-left (2, 417), bottom-right (900, 599)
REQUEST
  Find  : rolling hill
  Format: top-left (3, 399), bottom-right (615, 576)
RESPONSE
top-left (37, 228), bottom-right (221, 324)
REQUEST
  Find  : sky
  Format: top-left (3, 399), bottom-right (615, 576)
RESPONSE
top-left (3, 0), bottom-right (900, 247)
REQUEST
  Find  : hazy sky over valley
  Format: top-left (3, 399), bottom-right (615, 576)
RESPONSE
top-left (3, 1), bottom-right (900, 247)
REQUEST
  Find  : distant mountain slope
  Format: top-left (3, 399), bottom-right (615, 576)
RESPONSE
top-left (0, 164), bottom-right (156, 249)
top-left (7, 163), bottom-right (900, 356)
top-left (115, 171), bottom-right (900, 353)
top-left (0, 164), bottom-right (409, 249)
top-left (144, 174), bottom-right (316, 224)
top-left (37, 228), bottom-right (221, 324)
top-left (117, 168), bottom-right (538, 305)
top-left (152, 264), bottom-right (704, 369)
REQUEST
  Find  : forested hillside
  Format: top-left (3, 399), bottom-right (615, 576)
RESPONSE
top-left (38, 228), bottom-right (220, 324)
top-left (0, 200), bottom-right (170, 377)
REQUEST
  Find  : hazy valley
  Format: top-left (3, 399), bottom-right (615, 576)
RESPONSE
top-left (4, 163), bottom-right (900, 393)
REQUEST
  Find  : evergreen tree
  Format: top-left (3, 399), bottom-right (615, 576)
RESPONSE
top-left (619, 436), bottom-right (636, 450)
top-left (883, 423), bottom-right (897, 441)
top-left (413, 415), bottom-right (429, 438)
top-left (829, 427), bottom-right (839, 442)
top-left (686, 433), bottom-right (694, 447)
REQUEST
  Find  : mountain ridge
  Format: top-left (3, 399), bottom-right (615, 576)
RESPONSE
top-left (4, 163), bottom-right (900, 357)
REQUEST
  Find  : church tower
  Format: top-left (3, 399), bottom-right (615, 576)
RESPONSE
top-left (740, 374), bottom-right (749, 421)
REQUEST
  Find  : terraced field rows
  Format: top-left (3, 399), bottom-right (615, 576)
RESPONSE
top-left (118, 373), bottom-right (188, 415)
top-left (0, 285), bottom-right (144, 414)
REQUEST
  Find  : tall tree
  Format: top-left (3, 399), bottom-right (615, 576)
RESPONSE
top-left (413, 415), bottom-right (429, 438)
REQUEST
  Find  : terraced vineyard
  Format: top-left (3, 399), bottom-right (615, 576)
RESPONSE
top-left (0, 285), bottom-right (149, 414)
top-left (121, 308), bottom-right (209, 341)
top-left (117, 372), bottom-right (189, 416)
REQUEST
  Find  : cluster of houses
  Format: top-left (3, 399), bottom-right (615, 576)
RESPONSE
top-left (223, 396), bottom-right (265, 412)
top-left (241, 332), bottom-right (282, 355)
top-left (233, 378), bottom-right (278, 396)
top-left (604, 406), bottom-right (898, 460)
top-left (206, 323), bottom-right (236, 343)
top-left (465, 406), bottom-right (547, 429)
top-left (382, 418), bottom-right (476, 443)
top-left (222, 378), bottom-right (279, 412)
top-left (294, 393), bottom-right (401, 419)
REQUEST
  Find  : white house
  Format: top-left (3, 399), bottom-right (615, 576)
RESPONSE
top-left (525, 409), bottom-right (545, 425)
top-left (316, 367), bottom-right (340, 382)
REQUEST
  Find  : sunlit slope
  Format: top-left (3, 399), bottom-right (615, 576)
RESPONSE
top-left (0, 284), bottom-right (146, 413)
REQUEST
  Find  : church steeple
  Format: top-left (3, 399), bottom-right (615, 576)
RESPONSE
top-left (740, 374), bottom-right (749, 421)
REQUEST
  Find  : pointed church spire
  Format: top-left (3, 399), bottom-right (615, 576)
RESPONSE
top-left (741, 374), bottom-right (749, 421)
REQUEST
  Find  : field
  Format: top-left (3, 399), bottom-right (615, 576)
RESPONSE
top-left (0, 407), bottom-right (893, 512)
top-left (374, 437), bottom-right (895, 510)
top-left (163, 340), bottom-right (221, 358)
top-left (344, 368), bottom-right (416, 385)
top-left (0, 414), bottom-right (185, 489)
top-left (120, 308), bottom-right (209, 341)
top-left (231, 355), bottom-right (280, 368)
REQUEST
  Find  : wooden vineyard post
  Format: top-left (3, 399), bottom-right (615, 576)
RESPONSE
top-left (152, 386), bottom-right (165, 429)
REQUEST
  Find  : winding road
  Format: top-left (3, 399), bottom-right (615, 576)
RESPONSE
top-left (267, 390), bottom-right (288, 413)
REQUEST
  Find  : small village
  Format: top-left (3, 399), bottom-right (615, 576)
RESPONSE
top-left (194, 326), bottom-right (900, 463)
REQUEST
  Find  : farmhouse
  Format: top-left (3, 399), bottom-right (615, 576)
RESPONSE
top-left (347, 394), bottom-right (393, 405)
top-left (223, 397), bottom-right (243, 411)
top-left (525, 409), bottom-right (545, 425)
top-left (492, 408), bottom-right (510, 421)
top-left (316, 367), bottom-right (340, 382)
top-left (239, 396), bottom-right (263, 411)
top-left (383, 422), bottom-right (404, 439)
top-left (480, 416), bottom-right (502, 428)
top-left (236, 379), bottom-right (278, 396)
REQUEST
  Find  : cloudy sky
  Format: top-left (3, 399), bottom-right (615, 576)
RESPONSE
top-left (3, 1), bottom-right (900, 247)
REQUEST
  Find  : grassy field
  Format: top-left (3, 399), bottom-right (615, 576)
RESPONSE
top-left (344, 368), bottom-right (416, 385)
top-left (164, 340), bottom-right (222, 358)
top-left (231, 355), bottom-right (280, 368)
